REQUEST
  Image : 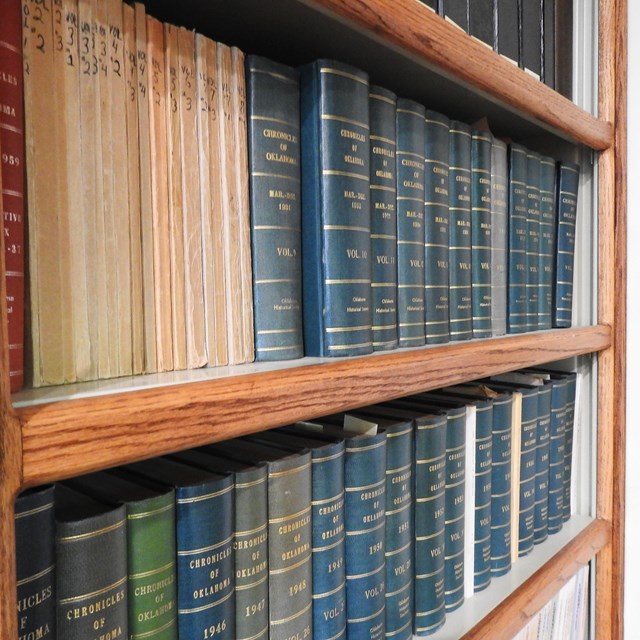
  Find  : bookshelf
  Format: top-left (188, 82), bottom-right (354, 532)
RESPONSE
top-left (0, 0), bottom-right (626, 638)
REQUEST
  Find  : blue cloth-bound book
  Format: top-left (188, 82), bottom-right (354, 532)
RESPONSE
top-left (538, 155), bottom-right (557, 329)
top-left (490, 136), bottom-right (508, 337)
top-left (246, 54), bottom-right (303, 361)
top-left (369, 85), bottom-right (398, 351)
top-left (396, 98), bottom-right (426, 348)
top-left (299, 59), bottom-right (373, 357)
top-left (424, 110), bottom-right (451, 344)
top-left (525, 150), bottom-right (542, 332)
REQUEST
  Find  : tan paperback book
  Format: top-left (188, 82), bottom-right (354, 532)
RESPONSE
top-left (123, 2), bottom-right (144, 376)
top-left (195, 34), bottom-right (227, 366)
top-left (178, 26), bottom-right (207, 369)
top-left (147, 14), bottom-right (173, 371)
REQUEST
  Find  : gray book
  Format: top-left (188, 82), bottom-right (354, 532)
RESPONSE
top-left (490, 136), bottom-right (508, 336)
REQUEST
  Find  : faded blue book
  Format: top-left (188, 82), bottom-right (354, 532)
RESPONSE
top-left (538, 155), bottom-right (557, 329)
top-left (525, 150), bottom-right (542, 332)
top-left (471, 129), bottom-right (493, 338)
top-left (563, 372), bottom-right (578, 521)
top-left (369, 85), bottom-right (398, 351)
top-left (204, 438), bottom-right (313, 640)
top-left (246, 427), bottom-right (346, 640)
top-left (288, 419), bottom-right (387, 640)
top-left (547, 374), bottom-right (568, 534)
top-left (553, 161), bottom-right (580, 328)
top-left (117, 457), bottom-right (235, 640)
top-left (385, 397), bottom-right (466, 613)
top-left (246, 55), bottom-right (303, 361)
top-left (507, 143), bottom-right (529, 333)
top-left (490, 136), bottom-right (508, 337)
top-left (300, 59), bottom-right (373, 357)
top-left (448, 121), bottom-right (473, 341)
top-left (396, 98), bottom-right (426, 347)
top-left (349, 408), bottom-right (414, 640)
top-left (424, 110), bottom-right (451, 344)
top-left (533, 380), bottom-right (552, 544)
top-left (170, 449), bottom-right (269, 640)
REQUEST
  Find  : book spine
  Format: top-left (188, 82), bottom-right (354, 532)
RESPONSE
top-left (448, 121), bottom-right (473, 341)
top-left (542, 0), bottom-right (555, 88)
top-left (547, 377), bottom-right (567, 534)
top-left (344, 432), bottom-right (387, 640)
top-left (233, 465), bottom-right (270, 640)
top-left (538, 155), bottom-right (557, 330)
top-left (55, 501), bottom-right (128, 638)
top-left (175, 476), bottom-right (235, 639)
top-left (490, 137), bottom-right (508, 336)
top-left (385, 422), bottom-right (414, 639)
top-left (520, 0), bottom-right (542, 78)
top-left (396, 98), bottom-right (426, 348)
top-left (507, 144), bottom-right (529, 333)
top-left (553, 161), bottom-right (580, 328)
top-left (444, 407), bottom-right (466, 612)
top-left (473, 400), bottom-right (493, 592)
top-left (518, 388), bottom-right (539, 557)
top-left (525, 151), bottom-right (541, 332)
top-left (369, 85), bottom-right (398, 351)
top-left (267, 452), bottom-right (313, 639)
top-left (442, 0), bottom-right (469, 31)
top-left (496, 0), bottom-right (520, 64)
top-left (418, 0), bottom-right (438, 10)
top-left (413, 415), bottom-right (447, 635)
top-left (126, 492), bottom-right (178, 638)
top-left (471, 130), bottom-right (493, 338)
top-left (14, 485), bottom-right (56, 638)
top-left (310, 441), bottom-right (347, 640)
top-left (469, 0), bottom-right (495, 47)
top-left (563, 373), bottom-right (577, 521)
top-left (0, 0), bottom-right (25, 391)
top-left (300, 59), bottom-right (373, 357)
top-left (490, 395), bottom-right (513, 576)
top-left (246, 55), bottom-right (304, 361)
top-left (424, 111), bottom-right (451, 344)
top-left (534, 383), bottom-right (552, 544)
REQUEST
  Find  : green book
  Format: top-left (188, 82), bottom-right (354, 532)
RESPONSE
top-left (65, 470), bottom-right (178, 640)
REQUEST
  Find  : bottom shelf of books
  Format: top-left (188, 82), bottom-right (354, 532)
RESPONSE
top-left (14, 366), bottom-right (604, 639)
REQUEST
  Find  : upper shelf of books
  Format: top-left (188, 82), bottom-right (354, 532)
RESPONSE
top-left (150, 0), bottom-right (611, 151)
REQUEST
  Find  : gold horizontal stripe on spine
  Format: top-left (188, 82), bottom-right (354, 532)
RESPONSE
top-left (235, 575), bottom-right (269, 592)
top-left (16, 564), bottom-right (54, 588)
top-left (386, 502), bottom-right (412, 516)
top-left (130, 560), bottom-right (175, 580)
top-left (312, 489), bottom-right (344, 504)
top-left (321, 113), bottom-right (369, 129)
top-left (346, 520), bottom-right (386, 537)
top-left (323, 224), bottom-right (369, 232)
top-left (385, 541), bottom-right (412, 557)
top-left (346, 477), bottom-right (385, 491)
top-left (249, 68), bottom-right (298, 86)
top-left (58, 576), bottom-right (127, 604)
top-left (415, 567), bottom-right (445, 581)
top-left (348, 604), bottom-right (385, 624)
top-left (257, 328), bottom-right (299, 335)
top-left (58, 519), bottom-right (125, 543)
top-left (312, 534), bottom-right (346, 553)
top-left (236, 522), bottom-right (268, 537)
top-left (326, 324), bottom-right (371, 333)
top-left (322, 169), bottom-right (369, 180)
top-left (177, 534), bottom-right (234, 556)
top-left (178, 588), bottom-right (234, 614)
top-left (131, 616), bottom-right (177, 639)
top-left (312, 579), bottom-right (347, 599)
top-left (386, 618), bottom-right (413, 637)
top-left (415, 527), bottom-right (445, 540)
top-left (15, 501), bottom-right (54, 519)
top-left (370, 184), bottom-right (395, 192)
top-left (269, 554), bottom-right (311, 576)
top-left (251, 171), bottom-right (300, 182)
top-left (269, 463), bottom-right (311, 478)
top-left (269, 505), bottom-right (311, 523)
top-left (237, 624), bottom-right (269, 640)
top-left (396, 108), bottom-right (424, 119)
top-left (250, 114), bottom-right (299, 128)
top-left (177, 485), bottom-right (233, 503)
top-left (128, 503), bottom-right (174, 520)
top-left (328, 342), bottom-right (373, 351)
top-left (235, 476), bottom-right (267, 491)
top-left (320, 66), bottom-right (368, 85)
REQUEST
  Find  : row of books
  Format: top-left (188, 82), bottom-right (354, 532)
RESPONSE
top-left (15, 366), bottom-right (577, 639)
top-left (513, 564), bottom-right (589, 640)
top-left (419, 0), bottom-right (573, 96)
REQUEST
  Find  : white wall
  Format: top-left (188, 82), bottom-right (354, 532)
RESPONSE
top-left (625, 2), bottom-right (639, 637)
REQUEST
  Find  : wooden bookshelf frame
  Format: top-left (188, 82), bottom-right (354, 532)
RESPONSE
top-left (0, 0), bottom-right (626, 638)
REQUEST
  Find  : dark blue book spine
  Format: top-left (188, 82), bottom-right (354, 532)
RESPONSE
top-left (369, 86), bottom-right (398, 351)
top-left (246, 55), bottom-right (303, 361)
top-left (15, 485), bottom-right (56, 640)
top-left (471, 130), bottom-right (493, 338)
top-left (490, 394), bottom-right (513, 576)
top-left (444, 407), bottom-right (466, 611)
top-left (517, 387), bottom-right (538, 557)
top-left (507, 144), bottom-right (529, 333)
top-left (448, 121), bottom-right (473, 341)
top-left (300, 59), bottom-right (373, 356)
top-left (490, 137), bottom-right (508, 337)
top-left (563, 373), bottom-right (577, 521)
top-left (525, 151), bottom-right (541, 332)
top-left (473, 399), bottom-right (493, 592)
top-left (547, 377), bottom-right (567, 534)
top-left (424, 110), bottom-right (451, 344)
top-left (396, 98), bottom-right (426, 348)
top-left (310, 441), bottom-right (347, 640)
top-left (344, 432), bottom-right (387, 640)
top-left (413, 414), bottom-right (447, 635)
top-left (538, 155), bottom-right (557, 329)
top-left (534, 382), bottom-right (552, 544)
top-left (385, 422), bottom-right (414, 639)
top-left (176, 477), bottom-right (235, 639)
top-left (553, 161), bottom-right (580, 328)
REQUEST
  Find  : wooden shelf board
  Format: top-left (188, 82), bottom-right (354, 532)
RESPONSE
top-left (426, 516), bottom-right (610, 640)
top-left (17, 325), bottom-right (610, 486)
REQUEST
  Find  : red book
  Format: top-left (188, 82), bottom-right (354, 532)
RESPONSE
top-left (0, 0), bottom-right (25, 392)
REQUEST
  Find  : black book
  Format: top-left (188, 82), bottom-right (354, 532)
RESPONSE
top-left (542, 0), bottom-right (555, 87)
top-left (469, 0), bottom-right (495, 47)
top-left (15, 485), bottom-right (56, 640)
top-left (442, 0), bottom-right (469, 31)
top-left (496, 0), bottom-right (520, 65)
top-left (520, 0), bottom-right (542, 78)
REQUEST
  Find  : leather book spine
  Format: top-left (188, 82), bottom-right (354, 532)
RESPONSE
top-left (490, 137), bottom-right (508, 337)
top-left (525, 150), bottom-right (542, 332)
top-left (517, 387), bottom-right (539, 557)
top-left (538, 155), bottom-right (557, 330)
top-left (533, 381), bottom-right (552, 544)
top-left (547, 376), bottom-right (567, 534)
